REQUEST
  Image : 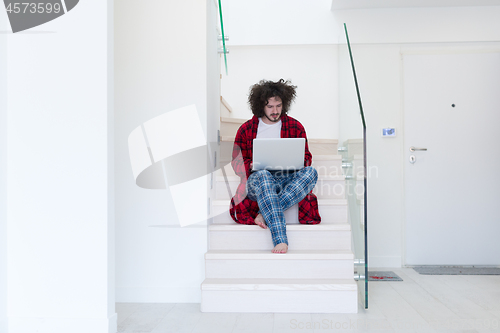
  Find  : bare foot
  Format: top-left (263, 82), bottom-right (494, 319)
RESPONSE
top-left (254, 214), bottom-right (267, 229)
top-left (272, 243), bottom-right (288, 253)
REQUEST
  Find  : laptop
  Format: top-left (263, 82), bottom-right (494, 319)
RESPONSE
top-left (251, 138), bottom-right (305, 172)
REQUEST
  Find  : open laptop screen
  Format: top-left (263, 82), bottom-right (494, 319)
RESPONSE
top-left (251, 138), bottom-right (305, 172)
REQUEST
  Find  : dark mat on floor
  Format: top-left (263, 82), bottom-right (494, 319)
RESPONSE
top-left (368, 271), bottom-right (403, 281)
top-left (413, 266), bottom-right (500, 275)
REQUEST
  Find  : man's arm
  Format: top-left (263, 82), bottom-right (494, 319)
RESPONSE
top-left (296, 121), bottom-right (312, 167)
top-left (303, 137), bottom-right (312, 167)
top-left (231, 124), bottom-right (252, 179)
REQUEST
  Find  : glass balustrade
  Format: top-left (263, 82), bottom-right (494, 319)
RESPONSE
top-left (339, 24), bottom-right (368, 309)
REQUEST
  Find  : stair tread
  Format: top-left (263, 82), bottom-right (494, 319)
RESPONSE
top-left (205, 249), bottom-right (354, 260)
top-left (212, 199), bottom-right (347, 206)
top-left (201, 278), bottom-right (357, 291)
top-left (308, 139), bottom-right (339, 144)
top-left (220, 116), bottom-right (247, 124)
top-left (313, 155), bottom-right (343, 161)
top-left (209, 223), bottom-right (351, 231)
top-left (344, 139), bottom-right (363, 144)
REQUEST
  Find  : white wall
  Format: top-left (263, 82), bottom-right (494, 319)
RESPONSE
top-left (220, 2), bottom-right (500, 268)
top-left (334, 5), bottom-right (500, 266)
top-left (335, 6), bottom-right (500, 44)
top-left (115, 0), bottom-right (215, 302)
top-left (222, 0), bottom-right (338, 45)
top-left (222, 0), bottom-right (500, 46)
top-left (347, 42), bottom-right (500, 267)
top-left (6, 0), bottom-right (115, 332)
top-left (338, 44), bottom-right (407, 267)
top-left (0, 9), bottom-right (8, 333)
top-left (221, 45), bottom-right (339, 139)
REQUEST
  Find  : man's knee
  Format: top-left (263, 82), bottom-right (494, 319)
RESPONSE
top-left (247, 170), bottom-right (272, 197)
top-left (302, 167), bottom-right (318, 193)
top-left (250, 169), bottom-right (272, 182)
top-left (304, 166), bottom-right (318, 181)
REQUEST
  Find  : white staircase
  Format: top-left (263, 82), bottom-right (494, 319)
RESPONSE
top-left (200, 117), bottom-right (358, 313)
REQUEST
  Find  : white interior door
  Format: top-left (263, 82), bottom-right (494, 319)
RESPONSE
top-left (403, 52), bottom-right (500, 266)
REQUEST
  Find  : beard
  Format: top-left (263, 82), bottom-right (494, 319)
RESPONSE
top-left (265, 113), bottom-right (281, 123)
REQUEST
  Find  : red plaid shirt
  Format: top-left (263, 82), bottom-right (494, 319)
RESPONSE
top-left (229, 114), bottom-right (321, 224)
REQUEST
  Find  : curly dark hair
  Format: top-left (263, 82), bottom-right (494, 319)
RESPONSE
top-left (248, 79), bottom-right (297, 117)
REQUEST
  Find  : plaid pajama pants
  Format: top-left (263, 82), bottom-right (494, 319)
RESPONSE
top-left (246, 166), bottom-right (318, 247)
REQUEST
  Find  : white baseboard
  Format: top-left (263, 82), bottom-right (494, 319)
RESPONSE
top-left (116, 286), bottom-right (201, 303)
top-left (368, 256), bottom-right (402, 268)
top-left (8, 313), bottom-right (117, 333)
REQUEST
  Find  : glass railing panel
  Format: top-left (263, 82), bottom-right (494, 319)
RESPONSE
top-left (218, 0), bottom-right (228, 75)
top-left (338, 24), bottom-right (368, 309)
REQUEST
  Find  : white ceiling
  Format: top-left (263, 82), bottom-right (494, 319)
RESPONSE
top-left (331, 0), bottom-right (500, 10)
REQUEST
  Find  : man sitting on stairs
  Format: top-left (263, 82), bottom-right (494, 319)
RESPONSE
top-left (229, 79), bottom-right (321, 254)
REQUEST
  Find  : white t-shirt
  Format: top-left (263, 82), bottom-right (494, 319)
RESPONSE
top-left (256, 117), bottom-right (282, 138)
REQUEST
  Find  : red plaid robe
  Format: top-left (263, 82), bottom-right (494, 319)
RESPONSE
top-left (229, 114), bottom-right (321, 225)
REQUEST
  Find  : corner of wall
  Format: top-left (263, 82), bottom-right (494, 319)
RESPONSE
top-left (107, 0), bottom-right (117, 323)
top-left (0, 10), bottom-right (8, 333)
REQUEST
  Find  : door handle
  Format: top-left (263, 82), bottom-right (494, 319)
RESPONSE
top-left (409, 146), bottom-right (427, 152)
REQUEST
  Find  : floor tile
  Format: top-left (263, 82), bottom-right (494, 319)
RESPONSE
top-left (310, 313), bottom-right (394, 332)
top-left (191, 312), bottom-right (239, 333)
top-left (274, 313), bottom-right (313, 333)
top-left (151, 303), bottom-right (203, 333)
top-left (489, 311), bottom-right (500, 319)
top-left (116, 303), bottom-right (143, 325)
top-left (231, 313), bottom-right (273, 333)
top-left (118, 316), bottom-right (164, 333)
top-left (117, 303), bottom-right (175, 333)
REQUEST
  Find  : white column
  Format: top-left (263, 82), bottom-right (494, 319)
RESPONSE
top-left (6, 0), bottom-right (115, 332)
top-left (115, 0), bottom-right (211, 303)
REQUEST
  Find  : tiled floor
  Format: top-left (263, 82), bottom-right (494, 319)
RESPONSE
top-left (116, 268), bottom-right (500, 333)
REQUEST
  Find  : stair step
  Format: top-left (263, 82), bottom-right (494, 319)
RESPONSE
top-left (220, 116), bottom-right (246, 124)
top-left (208, 223), bottom-right (351, 251)
top-left (342, 139), bottom-right (364, 159)
top-left (201, 277), bottom-right (358, 313)
top-left (205, 252), bottom-right (354, 279)
top-left (312, 175), bottom-right (346, 199)
top-left (308, 139), bottom-right (339, 156)
top-left (202, 278), bottom-right (357, 291)
top-left (220, 117), bottom-right (246, 137)
top-left (205, 249), bottom-right (353, 260)
top-left (347, 175), bottom-right (365, 201)
top-left (311, 155), bottom-right (343, 176)
top-left (349, 154), bottom-right (365, 178)
top-left (211, 199), bottom-right (348, 224)
top-left (215, 174), bottom-right (345, 200)
top-left (209, 223), bottom-right (350, 232)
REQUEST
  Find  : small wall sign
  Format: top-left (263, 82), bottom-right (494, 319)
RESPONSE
top-left (382, 128), bottom-right (396, 137)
